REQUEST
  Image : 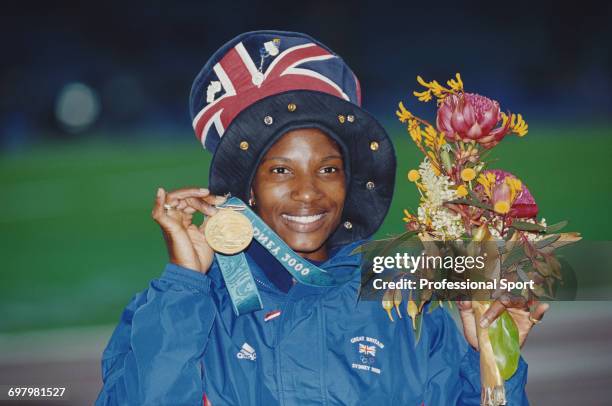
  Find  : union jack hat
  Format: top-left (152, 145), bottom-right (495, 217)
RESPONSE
top-left (189, 31), bottom-right (396, 246)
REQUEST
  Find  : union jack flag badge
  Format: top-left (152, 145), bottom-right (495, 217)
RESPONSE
top-left (359, 343), bottom-right (377, 357)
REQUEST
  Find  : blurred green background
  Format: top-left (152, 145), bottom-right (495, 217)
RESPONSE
top-left (1, 125), bottom-right (611, 333)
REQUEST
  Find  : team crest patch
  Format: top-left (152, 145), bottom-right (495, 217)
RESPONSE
top-left (350, 336), bottom-right (384, 375)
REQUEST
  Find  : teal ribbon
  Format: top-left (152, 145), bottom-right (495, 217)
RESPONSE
top-left (215, 197), bottom-right (356, 315)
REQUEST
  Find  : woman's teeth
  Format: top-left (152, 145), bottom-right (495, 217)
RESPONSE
top-left (282, 213), bottom-right (324, 224)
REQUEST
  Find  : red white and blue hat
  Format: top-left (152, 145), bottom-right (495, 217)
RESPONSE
top-left (189, 31), bottom-right (396, 246)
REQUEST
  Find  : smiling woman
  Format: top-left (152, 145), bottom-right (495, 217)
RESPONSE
top-left (95, 31), bottom-right (534, 406)
top-left (252, 128), bottom-right (346, 261)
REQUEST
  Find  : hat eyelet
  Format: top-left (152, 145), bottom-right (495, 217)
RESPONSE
top-left (338, 115), bottom-right (346, 124)
top-left (343, 221), bottom-right (353, 230)
top-left (366, 181), bottom-right (375, 190)
top-left (287, 103), bottom-right (297, 112)
top-left (370, 141), bottom-right (379, 151)
top-left (239, 141), bottom-right (249, 151)
top-left (264, 115), bottom-right (274, 125)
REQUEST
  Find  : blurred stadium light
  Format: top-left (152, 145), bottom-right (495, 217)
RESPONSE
top-left (55, 83), bottom-right (100, 132)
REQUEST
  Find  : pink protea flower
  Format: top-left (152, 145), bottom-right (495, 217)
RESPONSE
top-left (476, 170), bottom-right (538, 218)
top-left (436, 93), bottom-right (511, 149)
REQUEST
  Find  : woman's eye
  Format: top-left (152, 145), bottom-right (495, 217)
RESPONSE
top-left (319, 166), bottom-right (339, 174)
top-left (271, 167), bottom-right (290, 174)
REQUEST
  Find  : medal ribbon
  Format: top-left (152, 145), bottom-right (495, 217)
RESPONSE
top-left (214, 197), bottom-right (358, 315)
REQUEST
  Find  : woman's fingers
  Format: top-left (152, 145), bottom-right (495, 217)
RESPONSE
top-left (152, 188), bottom-right (179, 226)
top-left (457, 300), bottom-right (479, 349)
top-left (186, 224), bottom-right (214, 273)
top-left (165, 188), bottom-right (226, 212)
top-left (151, 187), bottom-right (166, 220)
top-left (479, 294), bottom-right (529, 328)
top-left (166, 187), bottom-right (211, 201)
top-left (531, 302), bottom-right (550, 322)
top-left (479, 300), bottom-right (505, 328)
top-left (184, 197), bottom-right (219, 216)
top-left (457, 299), bottom-right (473, 312)
top-left (202, 194), bottom-right (228, 206)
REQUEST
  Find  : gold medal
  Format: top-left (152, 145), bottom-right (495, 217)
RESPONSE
top-left (204, 208), bottom-right (254, 255)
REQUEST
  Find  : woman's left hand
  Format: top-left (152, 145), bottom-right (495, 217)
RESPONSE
top-left (457, 296), bottom-right (550, 349)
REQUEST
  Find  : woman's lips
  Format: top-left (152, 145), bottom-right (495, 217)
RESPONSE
top-left (280, 212), bottom-right (328, 233)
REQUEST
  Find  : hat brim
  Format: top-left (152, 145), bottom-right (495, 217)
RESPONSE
top-left (209, 90), bottom-right (396, 247)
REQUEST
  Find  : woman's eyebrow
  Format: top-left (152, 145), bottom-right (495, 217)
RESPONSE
top-left (262, 154), bottom-right (342, 163)
top-left (321, 155), bottom-right (343, 162)
top-left (262, 156), bottom-right (291, 163)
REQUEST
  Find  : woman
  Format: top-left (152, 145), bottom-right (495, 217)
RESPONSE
top-left (96, 31), bottom-right (547, 405)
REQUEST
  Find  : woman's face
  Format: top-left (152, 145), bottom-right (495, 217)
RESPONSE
top-left (252, 128), bottom-right (346, 261)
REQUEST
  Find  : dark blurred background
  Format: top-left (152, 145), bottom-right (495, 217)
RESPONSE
top-left (2, 0), bottom-right (611, 149)
top-left (1, 1), bottom-right (611, 405)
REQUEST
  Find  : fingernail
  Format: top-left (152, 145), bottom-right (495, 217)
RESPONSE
top-left (199, 188), bottom-right (209, 193)
top-left (479, 317), bottom-right (489, 328)
top-left (157, 188), bottom-right (163, 197)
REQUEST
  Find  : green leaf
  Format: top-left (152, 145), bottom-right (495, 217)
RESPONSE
top-left (535, 234), bottom-right (561, 250)
top-left (511, 221), bottom-right (546, 232)
top-left (488, 311), bottom-right (520, 380)
top-left (516, 267), bottom-right (530, 282)
top-left (382, 231), bottom-right (420, 257)
top-left (545, 221), bottom-right (568, 234)
top-left (351, 231), bottom-right (419, 257)
top-left (502, 246), bottom-right (527, 268)
top-left (448, 198), bottom-right (492, 211)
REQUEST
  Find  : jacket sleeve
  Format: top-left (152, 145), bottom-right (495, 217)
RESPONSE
top-left (95, 263), bottom-right (217, 406)
top-left (423, 307), bottom-right (529, 406)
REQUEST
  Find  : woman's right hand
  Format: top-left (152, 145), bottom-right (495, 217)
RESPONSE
top-left (152, 187), bottom-right (226, 273)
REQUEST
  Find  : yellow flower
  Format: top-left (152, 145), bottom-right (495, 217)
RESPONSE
top-left (402, 209), bottom-right (416, 222)
top-left (415, 74), bottom-right (462, 102)
top-left (431, 163), bottom-right (441, 176)
top-left (406, 291), bottom-right (418, 330)
top-left (505, 177), bottom-right (522, 201)
top-left (512, 114), bottom-right (528, 137)
top-left (407, 169), bottom-right (420, 182)
top-left (447, 73), bottom-right (463, 92)
top-left (477, 172), bottom-right (497, 198)
top-left (396, 101), bottom-right (413, 123)
top-left (461, 168), bottom-right (476, 182)
top-left (456, 184), bottom-right (468, 197)
top-left (408, 120), bottom-right (422, 143)
top-left (413, 90), bottom-right (432, 102)
top-left (382, 289), bottom-right (395, 322)
top-left (502, 112), bottom-right (529, 137)
top-left (494, 201), bottom-right (511, 214)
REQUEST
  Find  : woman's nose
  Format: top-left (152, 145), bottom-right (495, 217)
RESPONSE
top-left (290, 176), bottom-right (323, 203)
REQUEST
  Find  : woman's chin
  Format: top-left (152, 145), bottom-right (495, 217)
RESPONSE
top-left (286, 239), bottom-right (324, 254)
top-left (282, 234), bottom-right (329, 259)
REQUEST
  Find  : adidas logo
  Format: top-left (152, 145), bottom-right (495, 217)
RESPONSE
top-left (236, 342), bottom-right (257, 361)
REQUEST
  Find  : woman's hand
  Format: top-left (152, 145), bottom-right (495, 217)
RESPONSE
top-left (151, 187), bottom-right (226, 273)
top-left (457, 296), bottom-right (550, 349)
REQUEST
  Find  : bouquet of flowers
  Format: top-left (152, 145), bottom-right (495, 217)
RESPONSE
top-left (373, 74), bottom-right (580, 405)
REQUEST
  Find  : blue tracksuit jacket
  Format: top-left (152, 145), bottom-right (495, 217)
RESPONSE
top-left (96, 241), bottom-right (529, 405)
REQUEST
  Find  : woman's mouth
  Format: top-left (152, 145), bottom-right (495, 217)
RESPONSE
top-left (281, 212), bottom-right (328, 232)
